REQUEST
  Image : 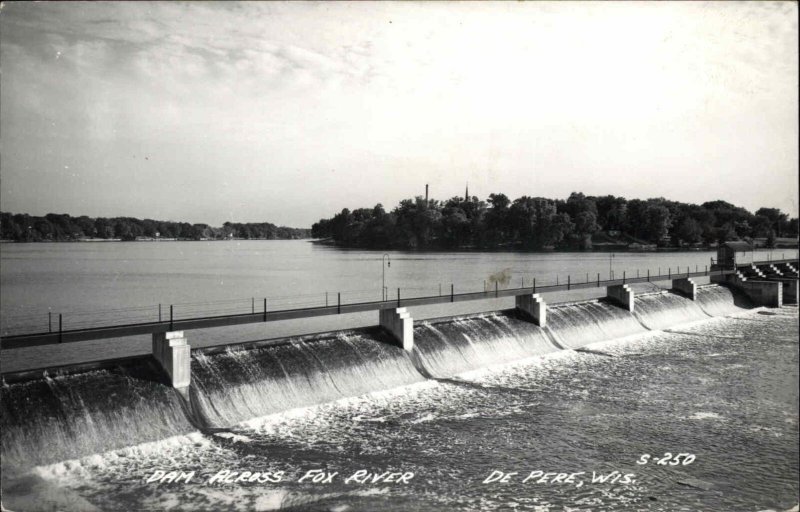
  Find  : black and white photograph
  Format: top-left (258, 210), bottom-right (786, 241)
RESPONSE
top-left (1, 2), bottom-right (798, 511)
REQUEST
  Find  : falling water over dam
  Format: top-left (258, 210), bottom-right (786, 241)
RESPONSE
top-left (1, 284), bottom-right (798, 511)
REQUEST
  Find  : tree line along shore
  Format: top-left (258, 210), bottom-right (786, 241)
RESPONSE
top-left (311, 192), bottom-right (799, 251)
top-left (0, 213), bottom-right (311, 242)
top-left (3, 193), bottom-right (797, 249)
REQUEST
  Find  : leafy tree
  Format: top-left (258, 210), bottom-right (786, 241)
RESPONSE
top-left (564, 192), bottom-right (598, 219)
top-left (755, 207), bottom-right (789, 237)
top-left (641, 204), bottom-right (672, 243)
top-left (574, 211), bottom-right (599, 236)
top-left (676, 218), bottom-right (702, 245)
top-left (486, 193), bottom-right (511, 246)
top-left (0, 212), bottom-right (309, 242)
top-left (787, 218), bottom-right (799, 237)
top-left (595, 195), bottom-right (627, 231)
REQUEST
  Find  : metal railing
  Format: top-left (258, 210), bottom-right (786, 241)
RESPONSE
top-left (1, 257), bottom-right (797, 349)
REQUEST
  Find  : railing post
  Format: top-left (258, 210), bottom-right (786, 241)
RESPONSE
top-left (326, 291), bottom-right (328, 307)
top-left (48, 311), bottom-right (52, 333)
top-left (637, 269), bottom-right (639, 278)
top-left (252, 298), bottom-right (255, 314)
top-left (556, 275), bottom-right (559, 286)
top-left (158, 304), bottom-right (162, 322)
top-left (495, 281), bottom-right (498, 298)
top-left (58, 314), bottom-right (62, 343)
top-left (338, 293), bottom-right (341, 314)
top-left (668, 268), bottom-right (671, 279)
top-left (567, 275), bottom-right (571, 290)
top-left (647, 269), bottom-right (650, 282)
top-left (705, 265), bottom-right (708, 275)
top-left (623, 270), bottom-right (626, 284)
top-left (597, 273), bottom-right (600, 287)
top-left (451, 284), bottom-right (454, 302)
top-left (263, 298), bottom-right (267, 321)
top-left (170, 305), bottom-right (173, 331)
top-left (397, 288), bottom-right (401, 307)
top-left (533, 277), bottom-right (536, 294)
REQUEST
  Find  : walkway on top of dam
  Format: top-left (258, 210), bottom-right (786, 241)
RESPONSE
top-left (1, 258), bottom-right (797, 350)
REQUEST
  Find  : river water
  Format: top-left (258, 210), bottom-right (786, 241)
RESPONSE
top-left (1, 242), bottom-right (798, 511)
top-left (1, 241), bottom-right (795, 371)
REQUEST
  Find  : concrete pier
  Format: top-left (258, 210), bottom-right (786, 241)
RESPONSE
top-left (711, 273), bottom-right (783, 307)
top-left (763, 275), bottom-right (798, 304)
top-left (152, 331), bottom-right (191, 389)
top-left (515, 294), bottom-right (547, 327)
top-left (672, 278), bottom-right (697, 300)
top-left (379, 307), bottom-right (414, 351)
top-left (607, 284), bottom-right (634, 312)
top-left (780, 279), bottom-right (798, 304)
top-left (743, 280), bottom-right (783, 307)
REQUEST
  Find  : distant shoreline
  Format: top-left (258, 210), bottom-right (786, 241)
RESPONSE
top-left (309, 238), bottom-right (799, 253)
top-left (2, 237), bottom-right (796, 252)
top-left (0, 211), bottom-right (312, 242)
top-left (0, 237), bottom-right (312, 243)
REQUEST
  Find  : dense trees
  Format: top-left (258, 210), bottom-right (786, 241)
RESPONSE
top-left (312, 192), bottom-right (798, 250)
top-left (5, 193), bottom-right (795, 249)
top-left (0, 212), bottom-right (311, 242)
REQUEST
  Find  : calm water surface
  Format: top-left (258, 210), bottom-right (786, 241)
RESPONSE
top-left (5, 241), bottom-right (794, 322)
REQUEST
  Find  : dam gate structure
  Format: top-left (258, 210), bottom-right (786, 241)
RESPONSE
top-left (2, 257), bottom-right (797, 389)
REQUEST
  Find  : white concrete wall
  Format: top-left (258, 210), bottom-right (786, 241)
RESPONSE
top-left (515, 294), bottom-right (547, 327)
top-left (152, 331), bottom-right (191, 389)
top-left (607, 284), bottom-right (634, 312)
top-left (672, 278), bottom-right (697, 300)
top-left (379, 307), bottom-right (414, 351)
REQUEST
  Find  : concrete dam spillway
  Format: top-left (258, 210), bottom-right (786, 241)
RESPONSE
top-left (0, 284), bottom-right (756, 471)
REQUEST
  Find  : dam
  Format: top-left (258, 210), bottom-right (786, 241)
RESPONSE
top-left (2, 255), bottom-right (795, 389)
top-left (0, 283), bottom-right (765, 456)
top-left (1, 250), bottom-right (798, 511)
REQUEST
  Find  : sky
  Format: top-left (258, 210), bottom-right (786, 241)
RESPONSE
top-left (1, 1), bottom-right (797, 228)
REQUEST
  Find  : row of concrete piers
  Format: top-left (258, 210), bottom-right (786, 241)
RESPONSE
top-left (151, 276), bottom-right (733, 390)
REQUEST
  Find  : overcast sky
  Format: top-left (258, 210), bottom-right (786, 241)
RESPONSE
top-left (1, 1), bottom-right (797, 227)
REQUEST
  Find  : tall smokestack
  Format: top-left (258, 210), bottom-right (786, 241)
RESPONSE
top-left (425, 184), bottom-right (429, 202)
